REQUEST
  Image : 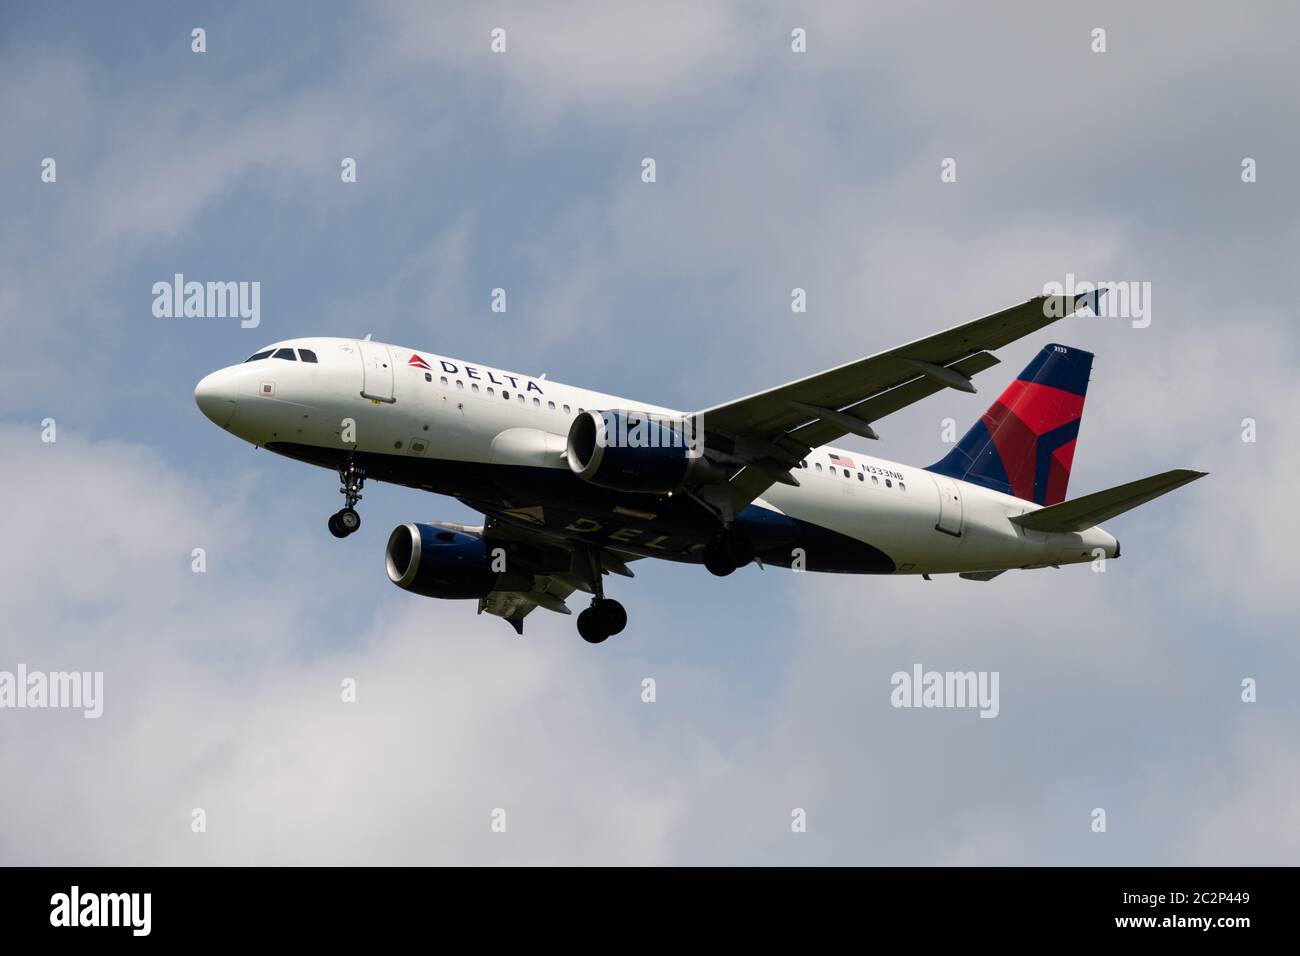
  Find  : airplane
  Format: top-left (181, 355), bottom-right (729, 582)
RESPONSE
top-left (194, 291), bottom-right (1205, 644)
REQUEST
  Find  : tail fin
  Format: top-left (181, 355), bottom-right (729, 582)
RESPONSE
top-left (927, 343), bottom-right (1092, 506)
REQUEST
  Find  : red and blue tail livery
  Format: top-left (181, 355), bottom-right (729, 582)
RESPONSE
top-left (928, 344), bottom-right (1092, 506)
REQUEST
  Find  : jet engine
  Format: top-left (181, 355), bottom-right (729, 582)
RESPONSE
top-left (565, 409), bottom-right (723, 494)
top-left (385, 523), bottom-right (528, 599)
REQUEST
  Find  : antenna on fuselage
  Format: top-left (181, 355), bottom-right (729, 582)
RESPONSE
top-left (363, 333), bottom-right (373, 341)
top-left (539, 372), bottom-right (547, 380)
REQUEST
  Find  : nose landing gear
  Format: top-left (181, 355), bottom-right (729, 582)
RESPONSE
top-left (328, 508), bottom-right (361, 538)
top-left (328, 459), bottom-right (366, 538)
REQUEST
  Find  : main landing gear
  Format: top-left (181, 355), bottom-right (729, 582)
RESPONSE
top-left (702, 527), bottom-right (754, 577)
top-left (328, 459), bottom-right (366, 538)
top-left (576, 598), bottom-right (627, 645)
top-left (573, 545), bottom-right (627, 644)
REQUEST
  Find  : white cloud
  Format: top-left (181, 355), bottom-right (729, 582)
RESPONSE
top-left (0, 426), bottom-right (697, 864)
top-left (382, 0), bottom-right (763, 120)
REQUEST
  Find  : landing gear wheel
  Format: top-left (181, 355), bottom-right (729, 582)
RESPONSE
top-left (703, 541), bottom-right (736, 577)
top-left (593, 598), bottom-right (627, 636)
top-left (704, 530), bottom-right (753, 576)
top-left (336, 507), bottom-right (361, 534)
top-left (577, 608), bottom-right (609, 644)
top-left (328, 513), bottom-right (348, 538)
top-left (721, 532), bottom-right (754, 568)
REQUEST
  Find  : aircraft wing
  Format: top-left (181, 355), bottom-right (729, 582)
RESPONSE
top-left (478, 578), bottom-right (580, 635)
top-left (694, 291), bottom-right (1102, 511)
top-left (459, 518), bottom-right (641, 634)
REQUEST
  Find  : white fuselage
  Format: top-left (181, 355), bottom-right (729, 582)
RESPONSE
top-left (195, 336), bottom-right (1119, 575)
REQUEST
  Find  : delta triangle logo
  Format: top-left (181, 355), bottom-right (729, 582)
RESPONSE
top-left (408, 354), bottom-right (432, 370)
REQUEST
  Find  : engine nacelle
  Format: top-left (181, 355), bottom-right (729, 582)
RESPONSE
top-left (565, 409), bottom-right (722, 494)
top-left (385, 523), bottom-right (503, 600)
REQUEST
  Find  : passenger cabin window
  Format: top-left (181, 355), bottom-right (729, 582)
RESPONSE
top-left (815, 463), bottom-right (823, 472)
top-left (872, 475), bottom-right (879, 484)
top-left (899, 482), bottom-right (906, 491)
top-left (885, 479), bottom-right (892, 488)
top-left (456, 380), bottom-right (464, 390)
top-left (487, 387), bottom-right (495, 396)
top-left (548, 401), bottom-right (556, 410)
top-left (533, 398), bottom-right (541, 407)
top-left (517, 394), bottom-right (525, 404)
top-left (298, 349), bottom-right (318, 363)
top-left (563, 404), bottom-right (571, 414)
top-left (424, 373), bottom-right (432, 382)
top-left (857, 472), bottom-right (864, 482)
top-left (471, 383), bottom-right (480, 393)
top-left (502, 391), bottom-right (510, 400)
top-left (440, 376), bottom-right (448, 386)
top-left (244, 350), bottom-right (273, 362)
top-left (843, 469), bottom-right (851, 478)
top-left (272, 348), bottom-right (296, 361)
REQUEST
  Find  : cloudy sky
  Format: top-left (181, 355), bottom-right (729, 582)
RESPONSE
top-left (2, 1), bottom-right (1297, 865)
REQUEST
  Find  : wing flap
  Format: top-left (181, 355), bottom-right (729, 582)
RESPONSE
top-left (480, 578), bottom-right (576, 635)
top-left (471, 517), bottom-right (644, 634)
top-left (725, 351), bottom-right (1002, 510)
top-left (783, 351), bottom-right (1001, 450)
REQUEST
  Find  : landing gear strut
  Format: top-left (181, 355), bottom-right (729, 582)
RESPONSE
top-left (328, 459), bottom-right (366, 538)
top-left (703, 528), bottom-right (754, 577)
top-left (574, 545), bottom-right (627, 644)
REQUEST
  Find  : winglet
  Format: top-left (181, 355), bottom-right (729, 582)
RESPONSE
top-left (1075, 288), bottom-right (1106, 315)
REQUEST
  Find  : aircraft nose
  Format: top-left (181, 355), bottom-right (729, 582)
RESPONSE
top-left (195, 370), bottom-right (238, 427)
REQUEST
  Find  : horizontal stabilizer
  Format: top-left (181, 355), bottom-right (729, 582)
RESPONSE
top-left (1010, 469), bottom-right (1206, 533)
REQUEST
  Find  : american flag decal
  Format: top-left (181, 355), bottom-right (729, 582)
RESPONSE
top-left (829, 453), bottom-right (855, 469)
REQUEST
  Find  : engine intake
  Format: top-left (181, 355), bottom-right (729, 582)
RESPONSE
top-left (385, 523), bottom-right (502, 600)
top-left (565, 409), bottom-right (722, 494)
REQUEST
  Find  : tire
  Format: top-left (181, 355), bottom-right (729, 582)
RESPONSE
top-left (328, 514), bottom-right (348, 538)
top-left (595, 599), bottom-right (627, 636)
top-left (577, 608), bottom-right (609, 644)
top-left (337, 508), bottom-right (361, 534)
top-left (721, 532), bottom-right (754, 567)
top-left (703, 541), bottom-right (736, 577)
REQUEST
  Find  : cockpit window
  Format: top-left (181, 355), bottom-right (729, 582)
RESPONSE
top-left (298, 349), bottom-right (318, 363)
top-left (244, 350), bottom-right (273, 362)
top-left (272, 348), bottom-right (296, 361)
